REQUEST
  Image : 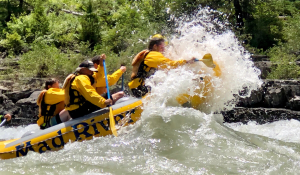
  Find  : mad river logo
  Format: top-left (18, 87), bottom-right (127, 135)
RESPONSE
top-left (15, 110), bottom-right (134, 157)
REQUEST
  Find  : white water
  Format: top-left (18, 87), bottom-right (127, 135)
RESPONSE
top-left (1, 8), bottom-right (300, 175)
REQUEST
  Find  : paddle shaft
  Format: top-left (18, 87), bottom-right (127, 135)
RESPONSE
top-left (103, 60), bottom-right (111, 98)
top-left (121, 74), bottom-right (124, 91)
top-left (0, 119), bottom-right (7, 127)
top-left (103, 60), bottom-right (118, 137)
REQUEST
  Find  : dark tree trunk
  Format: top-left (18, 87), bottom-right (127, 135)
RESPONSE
top-left (233, 0), bottom-right (244, 29)
top-left (19, 0), bottom-right (23, 11)
top-left (5, 0), bottom-right (12, 22)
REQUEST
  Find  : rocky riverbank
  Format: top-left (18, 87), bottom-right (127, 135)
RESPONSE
top-left (0, 55), bottom-right (299, 126)
top-left (223, 55), bottom-right (300, 124)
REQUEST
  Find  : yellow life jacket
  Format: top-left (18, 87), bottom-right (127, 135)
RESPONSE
top-left (65, 74), bottom-right (105, 119)
top-left (131, 49), bottom-right (150, 80)
top-left (37, 93), bottom-right (60, 129)
top-left (66, 76), bottom-right (88, 109)
top-left (128, 50), bottom-right (157, 90)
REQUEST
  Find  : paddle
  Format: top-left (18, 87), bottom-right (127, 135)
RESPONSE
top-left (0, 119), bottom-right (7, 127)
top-left (120, 63), bottom-right (125, 91)
top-left (103, 60), bottom-right (118, 137)
top-left (195, 53), bottom-right (216, 68)
top-left (121, 74), bottom-right (124, 91)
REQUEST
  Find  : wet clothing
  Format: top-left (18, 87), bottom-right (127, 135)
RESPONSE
top-left (176, 60), bottom-right (222, 108)
top-left (65, 74), bottom-right (107, 119)
top-left (37, 88), bottom-right (64, 129)
top-left (128, 51), bottom-right (187, 97)
top-left (94, 66), bottom-right (124, 95)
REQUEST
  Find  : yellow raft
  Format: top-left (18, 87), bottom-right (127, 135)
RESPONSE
top-left (0, 97), bottom-right (143, 160)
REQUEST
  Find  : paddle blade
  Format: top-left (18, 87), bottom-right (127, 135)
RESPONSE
top-left (109, 107), bottom-right (118, 137)
top-left (195, 53), bottom-right (216, 68)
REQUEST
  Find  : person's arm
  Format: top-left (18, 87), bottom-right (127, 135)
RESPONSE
top-left (76, 76), bottom-right (108, 108)
top-left (145, 51), bottom-right (187, 69)
top-left (107, 68), bottom-right (124, 86)
top-left (95, 66), bottom-right (126, 87)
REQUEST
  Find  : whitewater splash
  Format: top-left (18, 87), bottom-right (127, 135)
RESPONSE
top-left (146, 8), bottom-right (262, 113)
top-left (3, 7), bottom-right (300, 175)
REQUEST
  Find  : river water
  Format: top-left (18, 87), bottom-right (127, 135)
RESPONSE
top-left (1, 8), bottom-right (299, 175)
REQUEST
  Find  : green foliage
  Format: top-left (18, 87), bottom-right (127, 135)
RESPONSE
top-left (244, 1), bottom-right (287, 50)
top-left (4, 13), bottom-right (35, 44)
top-left (31, 0), bottom-right (50, 39)
top-left (1, 0), bottom-right (300, 80)
top-left (267, 47), bottom-right (300, 79)
top-left (267, 13), bottom-right (300, 79)
top-left (19, 42), bottom-right (87, 78)
top-left (47, 12), bottom-right (80, 47)
top-left (79, 0), bottom-right (102, 48)
top-left (0, 31), bottom-right (24, 52)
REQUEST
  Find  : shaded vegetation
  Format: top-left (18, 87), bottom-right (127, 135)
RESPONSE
top-left (0, 0), bottom-right (300, 82)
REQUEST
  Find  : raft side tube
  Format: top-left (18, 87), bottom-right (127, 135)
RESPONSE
top-left (5, 97), bottom-right (141, 148)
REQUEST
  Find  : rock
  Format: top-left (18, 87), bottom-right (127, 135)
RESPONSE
top-left (0, 94), bottom-right (8, 104)
top-left (5, 90), bottom-right (36, 103)
top-left (29, 91), bottom-right (42, 100)
top-left (0, 51), bottom-right (7, 59)
top-left (0, 80), bottom-right (14, 87)
top-left (237, 79), bottom-right (300, 110)
top-left (0, 91), bottom-right (41, 126)
top-left (222, 107), bottom-right (300, 124)
top-left (237, 88), bottom-right (264, 107)
top-left (254, 61), bottom-right (272, 79)
top-left (0, 67), bottom-right (9, 72)
top-left (0, 85), bottom-right (11, 94)
top-left (14, 93), bottom-right (39, 126)
top-left (251, 55), bottom-right (270, 62)
top-left (286, 96), bottom-right (300, 111)
top-left (263, 86), bottom-right (287, 108)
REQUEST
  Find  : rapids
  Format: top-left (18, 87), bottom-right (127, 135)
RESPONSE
top-left (1, 8), bottom-right (299, 175)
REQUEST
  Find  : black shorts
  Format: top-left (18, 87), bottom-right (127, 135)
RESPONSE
top-left (69, 101), bottom-right (101, 119)
top-left (50, 114), bottom-right (62, 126)
top-left (131, 85), bottom-right (149, 98)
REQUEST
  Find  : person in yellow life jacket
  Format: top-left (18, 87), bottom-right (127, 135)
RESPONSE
top-left (91, 54), bottom-right (126, 103)
top-left (176, 53), bottom-right (222, 109)
top-left (63, 60), bottom-right (112, 119)
top-left (36, 79), bottom-right (67, 129)
top-left (128, 35), bottom-right (196, 97)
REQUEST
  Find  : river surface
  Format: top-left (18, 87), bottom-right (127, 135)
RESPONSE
top-left (1, 8), bottom-right (299, 175)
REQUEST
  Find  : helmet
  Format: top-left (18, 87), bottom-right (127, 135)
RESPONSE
top-left (152, 34), bottom-right (164, 39)
top-left (152, 34), bottom-right (168, 45)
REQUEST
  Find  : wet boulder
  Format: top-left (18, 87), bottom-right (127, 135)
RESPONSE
top-left (13, 91), bottom-right (41, 126)
top-left (223, 107), bottom-right (300, 124)
top-left (286, 96), bottom-right (300, 111)
top-left (5, 90), bottom-right (36, 103)
top-left (263, 86), bottom-right (287, 108)
top-left (237, 88), bottom-right (264, 107)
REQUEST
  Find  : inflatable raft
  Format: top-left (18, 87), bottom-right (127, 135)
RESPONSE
top-left (0, 97), bottom-right (143, 159)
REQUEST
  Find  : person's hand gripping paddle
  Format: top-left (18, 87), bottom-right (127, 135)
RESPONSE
top-left (103, 60), bottom-right (118, 137)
